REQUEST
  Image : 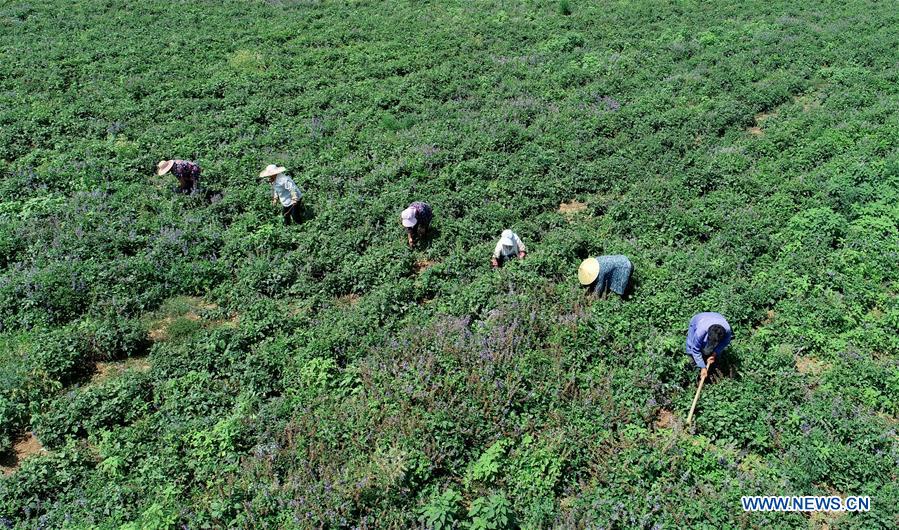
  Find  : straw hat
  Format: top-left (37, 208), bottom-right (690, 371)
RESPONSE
top-left (259, 164), bottom-right (286, 178)
top-left (156, 160), bottom-right (175, 176)
top-left (401, 207), bottom-right (418, 228)
top-left (500, 229), bottom-right (515, 247)
top-left (578, 257), bottom-right (600, 285)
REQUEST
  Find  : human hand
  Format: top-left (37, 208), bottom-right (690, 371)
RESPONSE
top-left (518, 251), bottom-right (526, 258)
top-left (700, 367), bottom-right (708, 380)
top-left (707, 356), bottom-right (716, 367)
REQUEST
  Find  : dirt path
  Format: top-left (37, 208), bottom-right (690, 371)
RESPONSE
top-left (1, 433), bottom-right (46, 476)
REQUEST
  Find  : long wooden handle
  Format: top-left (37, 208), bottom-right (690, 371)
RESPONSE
top-left (686, 374), bottom-right (707, 424)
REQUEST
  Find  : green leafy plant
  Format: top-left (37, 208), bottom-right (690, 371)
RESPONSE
top-left (467, 493), bottom-right (514, 530)
top-left (420, 488), bottom-right (463, 529)
top-left (465, 439), bottom-right (511, 487)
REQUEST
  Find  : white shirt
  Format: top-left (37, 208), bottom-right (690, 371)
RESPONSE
top-left (272, 173), bottom-right (302, 207)
top-left (493, 232), bottom-right (525, 259)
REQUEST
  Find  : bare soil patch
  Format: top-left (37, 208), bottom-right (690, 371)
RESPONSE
top-left (558, 200), bottom-right (588, 216)
top-left (90, 357), bottom-right (151, 385)
top-left (748, 111), bottom-right (777, 136)
top-left (655, 409), bottom-right (676, 429)
top-left (414, 259), bottom-right (437, 274)
top-left (1, 433), bottom-right (46, 476)
top-left (337, 293), bottom-right (361, 306)
top-left (796, 356), bottom-right (828, 376)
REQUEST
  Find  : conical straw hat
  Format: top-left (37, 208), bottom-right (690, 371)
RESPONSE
top-left (156, 160), bottom-right (175, 176)
top-left (578, 257), bottom-right (600, 285)
top-left (259, 164), bottom-right (286, 178)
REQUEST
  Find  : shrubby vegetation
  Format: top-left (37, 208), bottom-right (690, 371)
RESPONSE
top-left (1, 0), bottom-right (897, 527)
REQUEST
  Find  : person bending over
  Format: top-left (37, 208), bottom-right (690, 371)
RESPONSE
top-left (401, 201), bottom-right (433, 248)
top-left (157, 159), bottom-right (200, 194)
top-left (685, 312), bottom-right (733, 381)
top-left (578, 255), bottom-right (633, 299)
top-left (492, 229), bottom-right (526, 268)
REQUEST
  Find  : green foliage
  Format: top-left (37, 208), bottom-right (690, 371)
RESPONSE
top-left (33, 371), bottom-right (152, 449)
top-left (0, 0), bottom-right (897, 528)
top-left (466, 439), bottom-right (511, 487)
top-left (467, 493), bottom-right (514, 530)
top-left (79, 317), bottom-right (150, 361)
top-left (421, 488), bottom-right (463, 530)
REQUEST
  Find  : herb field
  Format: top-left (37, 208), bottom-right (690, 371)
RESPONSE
top-left (1, 0), bottom-right (897, 528)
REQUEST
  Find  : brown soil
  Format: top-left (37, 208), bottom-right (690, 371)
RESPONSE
top-left (337, 293), bottom-right (361, 306)
top-left (414, 259), bottom-right (437, 274)
top-left (221, 314), bottom-right (240, 328)
top-left (149, 316), bottom-right (180, 341)
top-left (748, 111), bottom-right (777, 136)
top-left (755, 110), bottom-right (777, 122)
top-left (655, 409), bottom-right (676, 429)
top-left (90, 357), bottom-right (151, 385)
top-left (795, 356), bottom-right (828, 376)
top-left (1, 433), bottom-right (46, 476)
top-left (558, 200), bottom-right (588, 216)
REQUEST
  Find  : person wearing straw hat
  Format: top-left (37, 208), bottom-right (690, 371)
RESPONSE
top-left (491, 229), bottom-right (526, 268)
top-left (157, 159), bottom-right (200, 194)
top-left (686, 312), bottom-right (732, 381)
top-left (578, 255), bottom-right (633, 299)
top-left (401, 201), bottom-right (433, 248)
top-left (260, 164), bottom-right (303, 225)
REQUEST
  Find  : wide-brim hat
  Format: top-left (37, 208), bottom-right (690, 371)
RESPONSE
top-left (578, 257), bottom-right (600, 285)
top-left (156, 160), bottom-right (174, 176)
top-left (500, 229), bottom-right (515, 247)
top-left (401, 207), bottom-right (417, 228)
top-left (259, 164), bottom-right (286, 178)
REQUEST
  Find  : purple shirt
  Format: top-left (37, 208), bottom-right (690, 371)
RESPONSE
top-left (685, 312), bottom-right (732, 369)
top-left (408, 201), bottom-right (433, 226)
top-left (171, 160), bottom-right (200, 192)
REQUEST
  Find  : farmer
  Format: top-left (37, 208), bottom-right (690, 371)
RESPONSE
top-left (260, 164), bottom-right (303, 225)
top-left (578, 255), bottom-right (633, 298)
top-left (157, 159), bottom-right (200, 194)
top-left (685, 312), bottom-right (733, 381)
top-left (492, 229), bottom-right (526, 268)
top-left (401, 201), bottom-right (433, 248)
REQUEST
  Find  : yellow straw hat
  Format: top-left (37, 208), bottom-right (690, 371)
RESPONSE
top-left (578, 257), bottom-right (600, 285)
top-left (156, 160), bottom-right (175, 176)
top-left (259, 164), bottom-right (286, 178)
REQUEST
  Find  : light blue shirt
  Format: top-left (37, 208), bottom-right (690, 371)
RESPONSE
top-left (272, 173), bottom-right (302, 207)
top-left (685, 312), bottom-right (732, 369)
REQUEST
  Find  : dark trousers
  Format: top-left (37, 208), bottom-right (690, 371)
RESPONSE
top-left (283, 202), bottom-right (302, 225)
top-left (406, 219), bottom-right (430, 244)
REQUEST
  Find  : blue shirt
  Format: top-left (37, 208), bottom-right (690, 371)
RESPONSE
top-left (591, 255), bottom-right (633, 295)
top-left (272, 173), bottom-right (302, 207)
top-left (685, 312), bottom-right (732, 369)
